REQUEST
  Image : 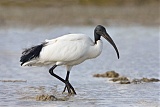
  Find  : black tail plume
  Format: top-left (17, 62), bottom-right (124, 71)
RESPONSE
top-left (20, 43), bottom-right (46, 66)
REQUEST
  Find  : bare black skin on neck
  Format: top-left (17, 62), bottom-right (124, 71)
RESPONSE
top-left (94, 31), bottom-right (101, 44)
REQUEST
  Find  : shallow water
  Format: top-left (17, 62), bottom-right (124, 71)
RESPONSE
top-left (0, 26), bottom-right (159, 107)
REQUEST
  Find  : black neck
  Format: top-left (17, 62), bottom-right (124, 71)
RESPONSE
top-left (94, 32), bottom-right (101, 44)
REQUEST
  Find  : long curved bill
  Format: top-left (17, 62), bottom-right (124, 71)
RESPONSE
top-left (102, 32), bottom-right (120, 59)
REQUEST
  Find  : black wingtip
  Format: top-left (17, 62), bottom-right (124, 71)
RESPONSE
top-left (21, 62), bottom-right (24, 66)
top-left (20, 43), bottom-right (46, 65)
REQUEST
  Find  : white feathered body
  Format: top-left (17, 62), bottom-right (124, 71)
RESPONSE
top-left (22, 34), bottom-right (103, 69)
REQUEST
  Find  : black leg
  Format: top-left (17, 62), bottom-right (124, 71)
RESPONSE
top-left (63, 71), bottom-right (70, 93)
top-left (62, 71), bottom-right (76, 95)
top-left (49, 65), bottom-right (76, 95)
top-left (49, 65), bottom-right (71, 94)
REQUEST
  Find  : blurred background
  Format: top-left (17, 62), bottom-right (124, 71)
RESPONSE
top-left (0, 0), bottom-right (159, 27)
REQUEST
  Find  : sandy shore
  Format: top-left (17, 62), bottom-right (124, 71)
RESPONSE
top-left (0, 2), bottom-right (159, 28)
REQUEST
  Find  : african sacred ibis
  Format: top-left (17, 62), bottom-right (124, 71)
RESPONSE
top-left (20, 25), bottom-right (119, 95)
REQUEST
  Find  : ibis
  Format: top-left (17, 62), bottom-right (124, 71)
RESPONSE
top-left (20, 25), bottom-right (119, 95)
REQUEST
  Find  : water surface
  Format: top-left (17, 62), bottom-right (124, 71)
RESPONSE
top-left (0, 26), bottom-right (159, 107)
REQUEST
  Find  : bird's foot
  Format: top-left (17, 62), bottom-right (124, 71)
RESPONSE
top-left (62, 85), bottom-right (67, 93)
top-left (62, 81), bottom-right (76, 95)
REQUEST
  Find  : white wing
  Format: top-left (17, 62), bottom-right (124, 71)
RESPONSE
top-left (40, 34), bottom-right (94, 62)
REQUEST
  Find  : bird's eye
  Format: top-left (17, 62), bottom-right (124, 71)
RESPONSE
top-left (99, 30), bottom-right (102, 33)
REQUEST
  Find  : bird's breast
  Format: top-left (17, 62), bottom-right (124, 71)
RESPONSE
top-left (87, 40), bottom-right (103, 59)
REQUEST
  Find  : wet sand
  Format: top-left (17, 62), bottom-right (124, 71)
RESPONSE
top-left (0, 80), bottom-right (27, 82)
top-left (94, 71), bottom-right (160, 84)
top-left (1, 70), bottom-right (159, 103)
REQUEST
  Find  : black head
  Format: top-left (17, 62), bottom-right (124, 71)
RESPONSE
top-left (94, 25), bottom-right (107, 36)
top-left (94, 25), bottom-right (120, 59)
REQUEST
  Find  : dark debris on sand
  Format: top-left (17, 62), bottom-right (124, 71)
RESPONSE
top-left (0, 80), bottom-right (27, 82)
top-left (36, 94), bottom-right (69, 101)
top-left (110, 76), bottom-right (131, 84)
top-left (93, 70), bottom-right (119, 78)
top-left (93, 71), bottom-right (160, 84)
